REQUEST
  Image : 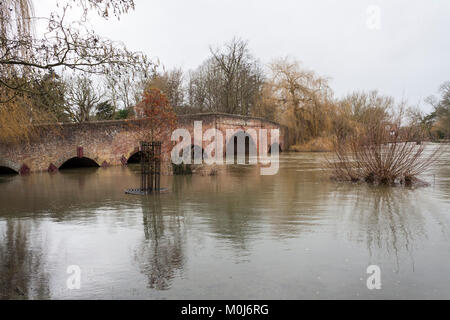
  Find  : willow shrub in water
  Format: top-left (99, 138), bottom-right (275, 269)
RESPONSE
top-left (328, 123), bottom-right (442, 186)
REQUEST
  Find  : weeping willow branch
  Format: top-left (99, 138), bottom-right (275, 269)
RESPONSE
top-left (0, 0), bottom-right (149, 144)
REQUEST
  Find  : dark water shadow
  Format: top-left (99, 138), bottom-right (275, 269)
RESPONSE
top-left (0, 219), bottom-right (50, 299)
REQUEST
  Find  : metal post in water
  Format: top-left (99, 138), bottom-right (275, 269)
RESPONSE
top-left (148, 142), bottom-right (154, 193)
top-left (138, 141), bottom-right (162, 194)
top-left (154, 142), bottom-right (161, 192)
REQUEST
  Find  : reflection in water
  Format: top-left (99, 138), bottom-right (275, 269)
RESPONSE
top-left (171, 162), bottom-right (334, 250)
top-left (0, 220), bottom-right (50, 299)
top-left (0, 147), bottom-right (448, 299)
top-left (333, 185), bottom-right (433, 268)
top-left (334, 146), bottom-right (449, 270)
top-left (135, 196), bottom-right (186, 290)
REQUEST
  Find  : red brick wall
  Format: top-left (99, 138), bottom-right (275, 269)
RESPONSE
top-left (0, 114), bottom-right (288, 174)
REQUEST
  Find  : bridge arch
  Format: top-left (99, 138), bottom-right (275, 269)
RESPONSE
top-left (59, 157), bottom-right (100, 170)
top-left (0, 166), bottom-right (18, 175)
top-left (52, 147), bottom-right (102, 170)
top-left (0, 159), bottom-right (20, 174)
top-left (225, 130), bottom-right (257, 158)
top-left (0, 113), bottom-right (287, 174)
top-left (127, 151), bottom-right (144, 164)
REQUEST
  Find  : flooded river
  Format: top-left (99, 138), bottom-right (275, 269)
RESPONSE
top-left (0, 149), bottom-right (449, 299)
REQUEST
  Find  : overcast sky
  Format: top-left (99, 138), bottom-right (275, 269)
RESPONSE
top-left (36, 0), bottom-right (450, 112)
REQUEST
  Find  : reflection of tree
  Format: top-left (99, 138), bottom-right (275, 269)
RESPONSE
top-left (195, 165), bottom-right (329, 245)
top-left (168, 162), bottom-right (332, 253)
top-left (59, 167), bottom-right (99, 190)
top-left (0, 175), bottom-right (17, 184)
top-left (134, 196), bottom-right (185, 290)
top-left (432, 147), bottom-right (450, 198)
top-left (0, 220), bottom-right (50, 299)
top-left (0, 167), bottom-right (138, 220)
top-left (334, 185), bottom-right (448, 268)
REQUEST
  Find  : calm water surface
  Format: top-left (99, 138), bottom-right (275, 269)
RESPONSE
top-left (0, 150), bottom-right (449, 299)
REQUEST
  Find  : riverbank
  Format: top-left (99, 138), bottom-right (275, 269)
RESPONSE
top-left (289, 137), bottom-right (450, 152)
top-left (289, 137), bottom-right (334, 152)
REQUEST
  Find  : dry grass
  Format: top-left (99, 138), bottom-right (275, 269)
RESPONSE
top-left (290, 137), bottom-right (334, 152)
top-left (327, 124), bottom-right (443, 186)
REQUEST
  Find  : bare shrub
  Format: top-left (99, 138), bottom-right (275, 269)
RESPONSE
top-left (327, 122), bottom-right (443, 186)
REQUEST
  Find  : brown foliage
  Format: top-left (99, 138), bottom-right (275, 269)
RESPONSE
top-left (0, 89), bottom-right (61, 144)
top-left (145, 68), bottom-right (185, 114)
top-left (133, 88), bottom-right (177, 143)
top-left (269, 57), bottom-right (334, 145)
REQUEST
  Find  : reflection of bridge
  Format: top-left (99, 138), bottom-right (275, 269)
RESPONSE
top-left (0, 113), bottom-right (288, 175)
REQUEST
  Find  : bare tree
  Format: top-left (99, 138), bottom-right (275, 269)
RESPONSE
top-left (328, 118), bottom-right (442, 186)
top-left (339, 91), bottom-right (392, 126)
top-left (65, 75), bottom-right (103, 123)
top-left (187, 38), bottom-right (264, 115)
top-left (250, 80), bottom-right (279, 121)
top-left (187, 59), bottom-right (223, 113)
top-left (145, 67), bottom-right (186, 114)
top-left (0, 0), bottom-right (149, 142)
top-left (0, 0), bottom-right (146, 97)
top-left (102, 61), bottom-right (153, 119)
top-left (426, 81), bottom-right (450, 139)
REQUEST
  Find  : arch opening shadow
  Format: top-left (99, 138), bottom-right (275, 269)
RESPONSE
top-left (59, 157), bottom-right (100, 170)
top-left (127, 151), bottom-right (145, 164)
top-left (0, 166), bottom-right (18, 175)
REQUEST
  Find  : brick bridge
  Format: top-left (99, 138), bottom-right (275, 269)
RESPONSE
top-left (0, 113), bottom-right (288, 175)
